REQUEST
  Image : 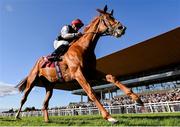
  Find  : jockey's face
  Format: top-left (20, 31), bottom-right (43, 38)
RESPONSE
top-left (72, 24), bottom-right (82, 31)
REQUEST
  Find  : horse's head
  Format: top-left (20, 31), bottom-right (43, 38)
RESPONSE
top-left (96, 5), bottom-right (126, 38)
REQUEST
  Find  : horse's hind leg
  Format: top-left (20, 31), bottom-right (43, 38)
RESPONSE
top-left (106, 74), bottom-right (143, 106)
top-left (16, 57), bottom-right (42, 119)
top-left (15, 83), bottom-right (34, 119)
top-left (74, 68), bottom-right (118, 123)
top-left (42, 84), bottom-right (54, 123)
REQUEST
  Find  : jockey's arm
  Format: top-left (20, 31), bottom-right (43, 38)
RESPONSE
top-left (61, 26), bottom-right (78, 39)
top-left (68, 40), bottom-right (76, 46)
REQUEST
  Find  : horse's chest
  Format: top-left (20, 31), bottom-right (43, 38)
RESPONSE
top-left (83, 54), bottom-right (96, 67)
top-left (82, 54), bottom-right (96, 76)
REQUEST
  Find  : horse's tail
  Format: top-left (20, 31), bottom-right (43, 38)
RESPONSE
top-left (15, 57), bottom-right (43, 92)
top-left (15, 77), bottom-right (28, 92)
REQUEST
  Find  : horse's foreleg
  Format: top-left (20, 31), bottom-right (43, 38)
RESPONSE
top-left (15, 84), bottom-right (33, 119)
top-left (42, 85), bottom-right (54, 123)
top-left (75, 68), bottom-right (118, 123)
top-left (106, 74), bottom-right (143, 106)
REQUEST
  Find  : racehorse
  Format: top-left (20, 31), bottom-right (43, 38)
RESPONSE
top-left (15, 5), bottom-right (143, 123)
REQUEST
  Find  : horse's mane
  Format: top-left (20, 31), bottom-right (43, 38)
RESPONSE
top-left (83, 16), bottom-right (99, 33)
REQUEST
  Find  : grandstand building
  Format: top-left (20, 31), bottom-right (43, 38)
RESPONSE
top-left (71, 27), bottom-right (180, 101)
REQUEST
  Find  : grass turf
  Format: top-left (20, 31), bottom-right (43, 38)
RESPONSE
top-left (0, 112), bottom-right (180, 126)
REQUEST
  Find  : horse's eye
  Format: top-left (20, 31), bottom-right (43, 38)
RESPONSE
top-left (110, 15), bottom-right (114, 19)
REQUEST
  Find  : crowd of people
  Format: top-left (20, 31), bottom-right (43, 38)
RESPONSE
top-left (52, 88), bottom-right (180, 109)
top-left (107, 88), bottom-right (180, 106)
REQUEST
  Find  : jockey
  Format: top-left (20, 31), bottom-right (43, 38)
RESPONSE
top-left (49, 19), bottom-right (84, 61)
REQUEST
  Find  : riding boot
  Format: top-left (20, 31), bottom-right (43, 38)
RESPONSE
top-left (49, 44), bottom-right (69, 61)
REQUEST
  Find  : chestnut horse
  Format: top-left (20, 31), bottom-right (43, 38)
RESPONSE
top-left (15, 6), bottom-right (143, 123)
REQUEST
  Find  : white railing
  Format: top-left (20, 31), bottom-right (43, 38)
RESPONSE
top-left (0, 101), bottom-right (180, 117)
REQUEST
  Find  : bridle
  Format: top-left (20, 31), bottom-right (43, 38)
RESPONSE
top-left (83, 15), bottom-right (122, 36)
top-left (100, 16), bottom-right (123, 36)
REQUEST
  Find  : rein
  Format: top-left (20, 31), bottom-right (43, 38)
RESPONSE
top-left (83, 31), bottom-right (97, 35)
top-left (83, 31), bottom-right (108, 37)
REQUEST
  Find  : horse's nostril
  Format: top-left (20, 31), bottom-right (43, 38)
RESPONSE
top-left (118, 26), bottom-right (123, 29)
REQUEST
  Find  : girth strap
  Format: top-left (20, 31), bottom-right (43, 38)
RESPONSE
top-left (55, 61), bottom-right (64, 82)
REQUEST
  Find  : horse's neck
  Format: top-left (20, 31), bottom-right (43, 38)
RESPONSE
top-left (76, 18), bottom-right (100, 52)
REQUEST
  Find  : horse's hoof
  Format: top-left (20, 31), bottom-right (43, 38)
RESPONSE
top-left (15, 116), bottom-right (21, 120)
top-left (44, 120), bottom-right (49, 123)
top-left (107, 117), bottom-right (119, 124)
top-left (135, 98), bottom-right (144, 106)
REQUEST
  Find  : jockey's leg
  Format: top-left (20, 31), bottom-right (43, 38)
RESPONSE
top-left (48, 44), bottom-right (69, 61)
top-left (51, 44), bottom-right (68, 57)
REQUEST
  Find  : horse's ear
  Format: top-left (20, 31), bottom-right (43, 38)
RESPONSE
top-left (103, 5), bottom-right (108, 12)
top-left (110, 9), bottom-right (114, 16)
top-left (96, 5), bottom-right (108, 15)
top-left (96, 9), bottom-right (105, 14)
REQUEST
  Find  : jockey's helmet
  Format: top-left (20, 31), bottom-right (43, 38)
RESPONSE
top-left (71, 19), bottom-right (84, 28)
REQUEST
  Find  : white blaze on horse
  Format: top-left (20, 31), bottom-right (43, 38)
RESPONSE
top-left (15, 5), bottom-right (143, 123)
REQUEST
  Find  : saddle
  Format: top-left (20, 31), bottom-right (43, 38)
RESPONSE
top-left (39, 56), bottom-right (64, 82)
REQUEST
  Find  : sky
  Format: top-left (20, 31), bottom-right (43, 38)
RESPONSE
top-left (0, 0), bottom-right (179, 110)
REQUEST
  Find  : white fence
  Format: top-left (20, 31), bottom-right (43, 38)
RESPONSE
top-left (1, 101), bottom-right (180, 117)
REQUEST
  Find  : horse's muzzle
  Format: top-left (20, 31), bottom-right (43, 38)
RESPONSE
top-left (114, 26), bottom-right (126, 38)
top-left (121, 26), bottom-right (126, 35)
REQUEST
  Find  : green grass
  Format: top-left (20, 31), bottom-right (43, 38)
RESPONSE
top-left (0, 112), bottom-right (180, 126)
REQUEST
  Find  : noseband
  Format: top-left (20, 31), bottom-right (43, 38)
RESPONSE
top-left (99, 16), bottom-right (122, 36)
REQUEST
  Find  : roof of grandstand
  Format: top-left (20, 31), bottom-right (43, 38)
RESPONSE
top-left (96, 27), bottom-right (180, 77)
top-left (36, 27), bottom-right (180, 91)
